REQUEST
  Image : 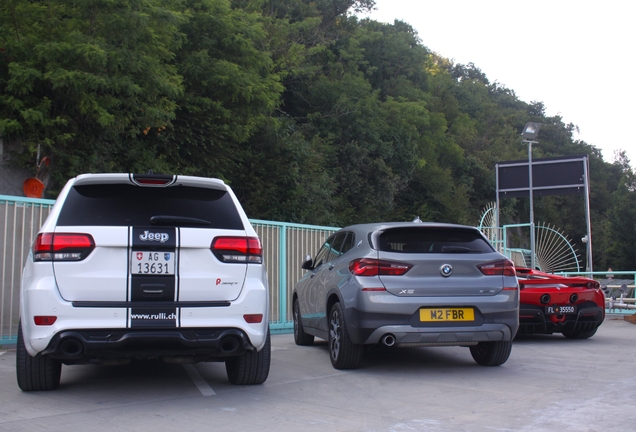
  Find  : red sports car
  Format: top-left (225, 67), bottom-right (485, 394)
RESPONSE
top-left (516, 268), bottom-right (605, 339)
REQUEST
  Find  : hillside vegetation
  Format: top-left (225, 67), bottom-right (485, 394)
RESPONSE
top-left (1, 0), bottom-right (634, 270)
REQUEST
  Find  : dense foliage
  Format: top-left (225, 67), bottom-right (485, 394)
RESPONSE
top-left (1, 0), bottom-right (634, 270)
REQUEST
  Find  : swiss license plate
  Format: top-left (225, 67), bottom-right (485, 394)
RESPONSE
top-left (420, 308), bottom-right (475, 322)
top-left (546, 305), bottom-right (576, 315)
top-left (132, 251), bottom-right (174, 275)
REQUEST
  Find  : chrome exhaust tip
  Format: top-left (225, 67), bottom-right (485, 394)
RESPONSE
top-left (381, 334), bottom-right (396, 347)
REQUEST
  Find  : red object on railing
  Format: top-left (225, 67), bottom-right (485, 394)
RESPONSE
top-left (23, 177), bottom-right (45, 198)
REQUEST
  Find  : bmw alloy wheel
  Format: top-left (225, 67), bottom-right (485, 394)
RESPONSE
top-left (329, 308), bottom-right (341, 361)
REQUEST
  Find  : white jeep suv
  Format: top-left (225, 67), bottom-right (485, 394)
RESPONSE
top-left (17, 173), bottom-right (270, 390)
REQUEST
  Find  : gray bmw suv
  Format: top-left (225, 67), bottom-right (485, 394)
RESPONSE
top-left (292, 222), bottom-right (519, 369)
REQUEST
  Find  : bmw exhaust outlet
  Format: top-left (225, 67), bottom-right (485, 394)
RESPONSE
top-left (381, 334), bottom-right (396, 347)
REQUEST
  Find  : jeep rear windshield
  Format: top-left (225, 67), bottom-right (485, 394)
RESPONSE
top-left (57, 184), bottom-right (244, 229)
top-left (377, 227), bottom-right (494, 253)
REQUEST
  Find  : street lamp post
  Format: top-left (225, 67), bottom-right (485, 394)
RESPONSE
top-left (521, 122), bottom-right (542, 270)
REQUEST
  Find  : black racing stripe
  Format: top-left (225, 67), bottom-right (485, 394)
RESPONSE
top-left (175, 227), bottom-right (180, 302)
top-left (176, 227), bottom-right (181, 327)
top-left (127, 226), bottom-right (131, 303)
top-left (130, 226), bottom-right (177, 327)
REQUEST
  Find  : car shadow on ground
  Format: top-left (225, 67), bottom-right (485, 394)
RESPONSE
top-left (57, 358), bottom-right (232, 393)
top-left (309, 339), bottom-right (481, 373)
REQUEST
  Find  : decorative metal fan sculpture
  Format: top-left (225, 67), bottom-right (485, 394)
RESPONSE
top-left (477, 203), bottom-right (581, 273)
top-left (477, 202), bottom-right (499, 245)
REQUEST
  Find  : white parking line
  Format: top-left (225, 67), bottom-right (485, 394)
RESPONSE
top-left (183, 364), bottom-right (216, 396)
top-left (0, 352), bottom-right (5, 357)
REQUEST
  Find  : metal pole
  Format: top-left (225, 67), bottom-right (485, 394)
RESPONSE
top-left (583, 156), bottom-right (593, 273)
top-left (527, 140), bottom-right (536, 270)
top-left (495, 163), bottom-right (501, 249)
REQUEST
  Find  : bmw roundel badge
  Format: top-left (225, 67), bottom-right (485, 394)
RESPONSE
top-left (440, 264), bottom-right (453, 277)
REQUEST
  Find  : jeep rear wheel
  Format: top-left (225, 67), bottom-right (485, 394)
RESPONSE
top-left (226, 330), bottom-right (271, 385)
top-left (328, 303), bottom-right (363, 370)
top-left (469, 340), bottom-right (512, 366)
top-left (16, 321), bottom-right (62, 391)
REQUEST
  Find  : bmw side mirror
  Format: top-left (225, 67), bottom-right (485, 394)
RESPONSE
top-left (301, 255), bottom-right (314, 270)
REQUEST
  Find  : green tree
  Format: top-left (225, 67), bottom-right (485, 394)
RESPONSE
top-left (157, 0), bottom-right (284, 179)
top-left (0, 0), bottom-right (185, 188)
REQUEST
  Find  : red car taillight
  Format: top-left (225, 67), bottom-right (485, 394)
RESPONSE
top-left (477, 259), bottom-right (516, 276)
top-left (211, 237), bottom-right (263, 264)
top-left (33, 233), bottom-right (95, 261)
top-left (349, 258), bottom-right (412, 276)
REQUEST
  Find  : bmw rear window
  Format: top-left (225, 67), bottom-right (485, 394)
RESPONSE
top-left (57, 184), bottom-right (244, 229)
top-left (377, 227), bottom-right (494, 253)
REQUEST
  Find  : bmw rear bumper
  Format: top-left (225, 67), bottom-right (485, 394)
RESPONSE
top-left (344, 307), bottom-right (518, 346)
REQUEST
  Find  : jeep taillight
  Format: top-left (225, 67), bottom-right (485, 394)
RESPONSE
top-left (211, 237), bottom-right (262, 264)
top-left (33, 233), bottom-right (95, 261)
top-left (349, 258), bottom-right (412, 276)
top-left (477, 259), bottom-right (516, 276)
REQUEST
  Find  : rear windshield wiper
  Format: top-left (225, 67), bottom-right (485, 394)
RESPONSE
top-left (440, 246), bottom-right (481, 253)
top-left (150, 215), bottom-right (211, 226)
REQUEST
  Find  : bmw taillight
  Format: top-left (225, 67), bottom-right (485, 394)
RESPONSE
top-left (33, 233), bottom-right (95, 261)
top-left (349, 258), bottom-right (412, 276)
top-left (477, 259), bottom-right (516, 276)
top-left (211, 237), bottom-right (263, 264)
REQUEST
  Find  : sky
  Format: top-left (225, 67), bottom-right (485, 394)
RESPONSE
top-left (361, 0), bottom-right (636, 167)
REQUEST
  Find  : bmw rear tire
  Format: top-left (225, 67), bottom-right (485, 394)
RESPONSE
top-left (328, 303), bottom-right (363, 370)
top-left (469, 340), bottom-right (512, 366)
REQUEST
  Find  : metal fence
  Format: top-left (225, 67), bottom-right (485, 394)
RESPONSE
top-left (251, 220), bottom-right (339, 332)
top-left (0, 195), bottom-right (338, 344)
top-left (1, 195), bottom-right (55, 345)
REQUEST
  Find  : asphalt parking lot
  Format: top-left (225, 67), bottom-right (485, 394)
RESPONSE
top-left (1, 318), bottom-right (635, 432)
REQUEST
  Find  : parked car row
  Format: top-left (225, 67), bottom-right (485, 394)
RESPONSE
top-left (16, 173), bottom-right (605, 391)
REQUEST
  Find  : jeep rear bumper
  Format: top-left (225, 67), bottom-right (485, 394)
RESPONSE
top-left (41, 328), bottom-right (254, 363)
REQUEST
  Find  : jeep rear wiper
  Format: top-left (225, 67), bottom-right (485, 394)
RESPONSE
top-left (150, 215), bottom-right (211, 226)
top-left (440, 246), bottom-right (481, 253)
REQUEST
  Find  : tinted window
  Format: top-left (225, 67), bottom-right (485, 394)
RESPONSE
top-left (57, 184), bottom-right (244, 229)
top-left (341, 232), bottom-right (355, 254)
top-left (377, 227), bottom-right (493, 253)
top-left (313, 235), bottom-right (335, 268)
top-left (326, 232), bottom-right (347, 262)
